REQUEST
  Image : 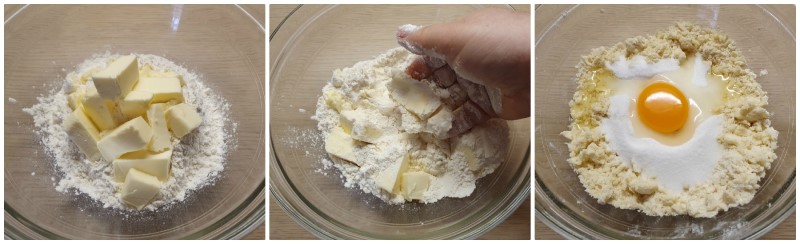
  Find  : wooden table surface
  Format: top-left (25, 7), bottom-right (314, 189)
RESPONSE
top-left (533, 4), bottom-right (796, 240)
top-left (268, 4), bottom-right (532, 240)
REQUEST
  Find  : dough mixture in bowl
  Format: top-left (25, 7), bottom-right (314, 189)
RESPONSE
top-left (562, 22), bottom-right (778, 217)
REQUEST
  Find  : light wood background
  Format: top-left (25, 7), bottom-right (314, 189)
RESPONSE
top-left (533, 4), bottom-right (795, 240)
top-left (269, 4), bottom-right (532, 240)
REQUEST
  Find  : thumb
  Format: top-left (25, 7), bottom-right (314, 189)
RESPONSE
top-left (396, 23), bottom-right (470, 61)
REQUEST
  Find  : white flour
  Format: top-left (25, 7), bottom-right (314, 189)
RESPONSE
top-left (23, 52), bottom-right (235, 211)
top-left (312, 48), bottom-right (509, 204)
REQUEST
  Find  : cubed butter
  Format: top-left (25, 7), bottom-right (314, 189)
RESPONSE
top-left (402, 171), bottom-right (433, 201)
top-left (387, 71), bottom-right (442, 119)
top-left (63, 106), bottom-right (102, 161)
top-left (67, 89), bottom-right (85, 110)
top-left (82, 86), bottom-right (118, 131)
top-left (340, 110), bottom-right (383, 143)
top-left (134, 77), bottom-right (183, 103)
top-left (164, 103), bottom-right (202, 138)
top-left (120, 90), bottom-right (153, 119)
top-left (97, 117), bottom-right (153, 162)
top-left (120, 168), bottom-right (161, 210)
top-left (324, 126), bottom-right (360, 164)
top-left (323, 89), bottom-right (353, 112)
top-left (92, 55), bottom-right (139, 100)
top-left (147, 103), bottom-right (172, 152)
top-left (459, 146), bottom-right (479, 171)
top-left (375, 154), bottom-right (410, 194)
top-left (113, 149), bottom-right (172, 182)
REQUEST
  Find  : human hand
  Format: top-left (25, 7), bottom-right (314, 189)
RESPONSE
top-left (396, 8), bottom-right (530, 137)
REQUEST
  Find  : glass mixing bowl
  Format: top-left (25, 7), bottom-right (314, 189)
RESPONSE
top-left (4, 5), bottom-right (265, 239)
top-left (269, 5), bottom-right (530, 239)
top-left (535, 5), bottom-right (795, 239)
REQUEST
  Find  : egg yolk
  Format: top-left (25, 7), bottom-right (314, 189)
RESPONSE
top-left (637, 82), bottom-right (689, 133)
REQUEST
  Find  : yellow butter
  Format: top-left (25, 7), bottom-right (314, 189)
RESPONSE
top-left (147, 103), bottom-right (172, 152)
top-left (92, 55), bottom-right (139, 100)
top-left (67, 89), bottom-right (85, 110)
top-left (62, 106), bottom-right (102, 161)
top-left (134, 77), bottom-right (183, 103)
top-left (324, 126), bottom-right (359, 164)
top-left (388, 71), bottom-right (441, 119)
top-left (120, 168), bottom-right (161, 210)
top-left (81, 87), bottom-right (117, 131)
top-left (164, 103), bottom-right (202, 138)
top-left (402, 171), bottom-right (433, 201)
top-left (375, 154), bottom-right (409, 194)
top-left (96, 117), bottom-right (152, 162)
top-left (120, 90), bottom-right (153, 119)
top-left (113, 149), bottom-right (172, 182)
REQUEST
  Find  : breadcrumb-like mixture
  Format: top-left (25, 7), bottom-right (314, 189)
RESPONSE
top-left (561, 22), bottom-right (778, 217)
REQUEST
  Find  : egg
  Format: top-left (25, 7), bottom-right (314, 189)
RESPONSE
top-left (598, 54), bottom-right (731, 193)
top-left (604, 54), bottom-right (727, 146)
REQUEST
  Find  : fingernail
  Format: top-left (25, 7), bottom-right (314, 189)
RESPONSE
top-left (397, 24), bottom-right (424, 54)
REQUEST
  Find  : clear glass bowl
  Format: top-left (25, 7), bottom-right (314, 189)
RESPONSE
top-left (4, 5), bottom-right (265, 239)
top-left (535, 5), bottom-right (795, 239)
top-left (269, 5), bottom-right (530, 239)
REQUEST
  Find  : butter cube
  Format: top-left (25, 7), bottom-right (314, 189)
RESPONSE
top-left (340, 110), bottom-right (383, 143)
top-left (113, 150), bottom-right (172, 182)
top-left (425, 107), bottom-right (453, 139)
top-left (120, 90), bottom-right (153, 119)
top-left (82, 86), bottom-right (118, 131)
top-left (323, 89), bottom-right (353, 112)
top-left (402, 171), bottom-right (433, 200)
top-left (147, 103), bottom-right (172, 152)
top-left (164, 103), bottom-right (202, 138)
top-left (375, 154), bottom-right (410, 194)
top-left (63, 106), bottom-right (102, 161)
top-left (324, 126), bottom-right (360, 164)
top-left (92, 55), bottom-right (139, 100)
top-left (120, 168), bottom-right (161, 210)
top-left (388, 71), bottom-right (442, 119)
top-left (459, 146), bottom-right (479, 171)
top-left (67, 89), bottom-right (85, 110)
top-left (97, 117), bottom-right (153, 162)
top-left (134, 77), bottom-right (183, 103)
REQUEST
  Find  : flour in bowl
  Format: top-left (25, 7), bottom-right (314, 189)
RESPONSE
top-left (312, 47), bottom-right (509, 204)
top-left (23, 52), bottom-right (235, 211)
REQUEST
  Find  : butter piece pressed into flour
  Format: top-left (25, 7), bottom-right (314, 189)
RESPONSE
top-left (402, 171), bottom-right (433, 200)
top-left (324, 126), bottom-right (360, 164)
top-left (387, 71), bottom-right (442, 119)
top-left (375, 154), bottom-right (410, 194)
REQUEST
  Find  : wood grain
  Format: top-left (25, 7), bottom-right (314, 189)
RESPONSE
top-left (268, 4), bottom-right (532, 240)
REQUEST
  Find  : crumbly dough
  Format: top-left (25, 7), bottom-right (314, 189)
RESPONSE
top-left (562, 22), bottom-right (778, 217)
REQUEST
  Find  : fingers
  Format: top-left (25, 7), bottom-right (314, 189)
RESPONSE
top-left (396, 22), bottom-right (467, 60)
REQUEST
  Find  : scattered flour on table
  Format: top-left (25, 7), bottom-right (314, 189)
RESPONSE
top-left (312, 48), bottom-right (509, 204)
top-left (23, 52), bottom-right (236, 211)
